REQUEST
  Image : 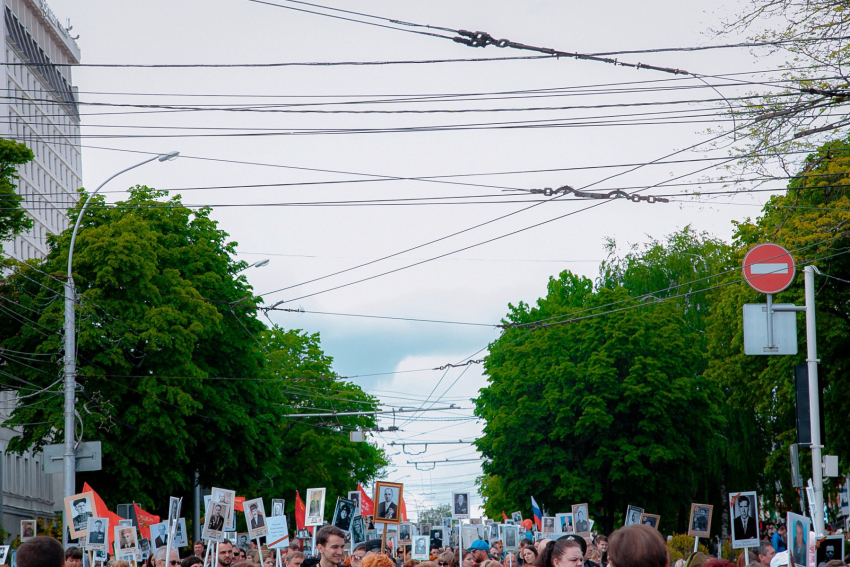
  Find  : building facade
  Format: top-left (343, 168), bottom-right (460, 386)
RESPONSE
top-left (0, 0), bottom-right (81, 540)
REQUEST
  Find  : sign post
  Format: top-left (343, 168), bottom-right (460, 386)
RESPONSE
top-left (742, 244), bottom-right (825, 536)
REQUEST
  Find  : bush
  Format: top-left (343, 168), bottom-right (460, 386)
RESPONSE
top-left (667, 534), bottom-right (709, 563)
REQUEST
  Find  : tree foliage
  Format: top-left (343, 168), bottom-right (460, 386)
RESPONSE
top-left (0, 186), bottom-right (386, 517)
top-left (0, 138), bottom-right (35, 242)
top-left (475, 265), bottom-right (724, 534)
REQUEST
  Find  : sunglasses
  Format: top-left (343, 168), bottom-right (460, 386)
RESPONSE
top-left (171, 561), bottom-right (180, 566)
top-left (439, 562), bottom-right (450, 566)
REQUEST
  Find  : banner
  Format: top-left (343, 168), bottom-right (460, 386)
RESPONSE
top-left (82, 482), bottom-right (124, 547)
top-left (133, 503), bottom-right (161, 541)
top-left (294, 491), bottom-right (306, 531)
top-left (357, 484), bottom-right (374, 516)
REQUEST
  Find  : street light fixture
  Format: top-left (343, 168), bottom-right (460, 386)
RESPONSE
top-left (62, 151), bottom-right (179, 541)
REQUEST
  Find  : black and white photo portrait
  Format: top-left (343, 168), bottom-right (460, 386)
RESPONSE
top-left (0, 546), bottom-right (9, 565)
top-left (272, 499), bottom-right (285, 518)
top-left (152, 523), bottom-right (169, 550)
top-left (503, 525), bottom-right (519, 551)
top-left (572, 504), bottom-right (590, 536)
top-left (730, 492), bottom-right (759, 549)
top-left (412, 536), bottom-right (429, 560)
top-left (20, 520), bottom-right (35, 542)
top-left (452, 493), bottom-right (470, 520)
top-left (332, 497), bottom-right (356, 533)
top-left (817, 535), bottom-right (843, 567)
top-left (374, 482), bottom-right (403, 524)
top-left (87, 518), bottom-right (108, 551)
top-left (542, 517), bottom-right (555, 534)
top-left (238, 534), bottom-right (250, 550)
top-left (430, 527), bottom-right (443, 549)
top-left (625, 506), bottom-right (643, 527)
top-left (688, 504), bottom-right (713, 539)
top-left (173, 519), bottom-right (188, 548)
top-left (399, 523), bottom-right (412, 543)
top-left (169, 497), bottom-right (181, 523)
top-left (64, 492), bottom-right (95, 539)
top-left (117, 527), bottom-right (138, 553)
top-left (640, 514), bottom-right (660, 529)
top-left (347, 491), bottom-right (361, 516)
top-left (488, 523), bottom-right (499, 542)
top-left (138, 538), bottom-right (151, 560)
top-left (305, 488), bottom-right (326, 527)
top-left (244, 498), bottom-right (269, 539)
top-left (511, 511), bottom-right (522, 523)
top-left (350, 517), bottom-right (366, 547)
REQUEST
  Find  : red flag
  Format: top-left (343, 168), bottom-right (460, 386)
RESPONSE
top-left (358, 484), bottom-right (374, 516)
top-left (82, 482), bottom-right (123, 547)
top-left (133, 503), bottom-right (160, 541)
top-left (294, 491), bottom-right (306, 531)
top-left (502, 511), bottom-right (509, 521)
top-left (399, 495), bottom-right (407, 522)
top-left (234, 497), bottom-right (246, 512)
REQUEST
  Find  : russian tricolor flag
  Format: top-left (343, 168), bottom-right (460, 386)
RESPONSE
top-left (531, 496), bottom-right (543, 531)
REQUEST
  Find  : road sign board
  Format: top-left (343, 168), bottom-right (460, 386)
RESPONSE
top-left (743, 304), bottom-right (798, 355)
top-left (742, 243), bottom-right (796, 294)
top-left (41, 441), bottom-right (102, 474)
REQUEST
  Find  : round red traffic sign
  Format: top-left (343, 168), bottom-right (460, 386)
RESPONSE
top-left (742, 243), bottom-right (796, 294)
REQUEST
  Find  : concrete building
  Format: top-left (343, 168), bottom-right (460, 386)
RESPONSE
top-left (0, 0), bottom-right (82, 540)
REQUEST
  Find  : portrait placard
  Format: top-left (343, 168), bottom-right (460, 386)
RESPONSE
top-left (115, 526), bottom-right (139, 556)
top-left (65, 491), bottom-right (95, 539)
top-left (237, 533), bottom-right (250, 550)
top-left (93, 550), bottom-right (107, 564)
top-left (541, 517), bottom-right (556, 534)
top-left (688, 504), bottom-right (713, 538)
top-left (639, 514), bottom-right (660, 530)
top-left (555, 513), bottom-right (573, 534)
top-left (118, 519), bottom-right (133, 527)
top-left (488, 523), bottom-right (500, 542)
top-left (452, 493), bottom-right (470, 520)
top-left (729, 492), bottom-right (759, 549)
top-left (244, 498), bottom-right (269, 539)
top-left (398, 522), bottom-right (413, 544)
top-left (150, 522), bottom-right (170, 551)
top-left (430, 527), bottom-right (444, 549)
top-left (20, 520), bottom-right (36, 542)
top-left (271, 499), bottom-right (285, 518)
top-left (787, 512), bottom-right (811, 567)
top-left (572, 504), bottom-right (590, 536)
top-left (332, 497), bottom-right (356, 533)
top-left (168, 497), bottom-right (181, 526)
top-left (817, 535), bottom-right (843, 567)
top-left (173, 518), bottom-right (188, 548)
top-left (305, 488), bottom-right (326, 527)
top-left (624, 505), bottom-right (643, 527)
top-left (510, 511), bottom-right (522, 523)
top-left (350, 516), bottom-right (367, 551)
top-left (373, 482), bottom-right (403, 524)
top-left (138, 538), bottom-right (151, 560)
top-left (87, 517), bottom-right (109, 551)
top-left (266, 516), bottom-right (290, 550)
top-left (502, 525), bottom-right (520, 551)
top-left (411, 535), bottom-right (429, 560)
top-left (0, 546), bottom-right (9, 565)
top-left (348, 491), bottom-right (361, 517)
top-left (204, 487), bottom-right (235, 542)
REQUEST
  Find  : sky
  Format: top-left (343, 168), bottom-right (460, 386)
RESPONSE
top-left (43, 0), bottom-right (792, 521)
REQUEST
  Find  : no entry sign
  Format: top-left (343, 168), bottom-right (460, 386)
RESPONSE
top-left (742, 243), bottom-right (796, 294)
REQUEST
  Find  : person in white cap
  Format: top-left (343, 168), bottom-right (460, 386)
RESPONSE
top-left (770, 551), bottom-right (790, 567)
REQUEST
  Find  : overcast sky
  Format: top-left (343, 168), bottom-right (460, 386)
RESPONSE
top-left (45, 0), bottom-right (788, 520)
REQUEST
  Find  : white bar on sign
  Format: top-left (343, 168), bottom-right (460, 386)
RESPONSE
top-left (751, 263), bottom-right (789, 274)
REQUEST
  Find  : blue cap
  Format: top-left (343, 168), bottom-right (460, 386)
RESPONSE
top-left (468, 540), bottom-right (490, 551)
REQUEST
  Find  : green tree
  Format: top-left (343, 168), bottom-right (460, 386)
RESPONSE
top-left (475, 270), bottom-right (723, 534)
top-left (0, 138), bottom-right (35, 242)
top-left (0, 186), bottom-right (386, 516)
top-left (417, 504), bottom-right (451, 524)
top-left (703, 136), bottom-right (850, 520)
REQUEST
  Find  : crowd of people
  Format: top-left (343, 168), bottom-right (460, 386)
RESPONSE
top-left (22, 520), bottom-right (850, 567)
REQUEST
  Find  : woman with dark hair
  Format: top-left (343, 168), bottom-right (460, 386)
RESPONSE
top-left (535, 538), bottom-right (584, 567)
top-left (608, 525), bottom-right (667, 567)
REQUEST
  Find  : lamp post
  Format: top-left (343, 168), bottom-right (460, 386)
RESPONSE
top-left (238, 259), bottom-right (270, 272)
top-left (63, 151), bottom-right (178, 540)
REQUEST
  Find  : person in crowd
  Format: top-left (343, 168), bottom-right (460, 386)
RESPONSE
top-left (757, 542), bottom-right (775, 567)
top-left (519, 546), bottom-right (537, 566)
top-left (183, 557), bottom-right (204, 567)
top-left (537, 537), bottom-right (585, 567)
top-left (417, 562), bottom-right (437, 567)
top-left (469, 541), bottom-right (490, 567)
top-left (362, 555), bottom-right (395, 567)
top-left (265, 552), bottom-right (277, 567)
top-left (114, 562), bottom-right (131, 567)
top-left (437, 552), bottom-right (454, 567)
top-left (17, 537), bottom-right (65, 567)
top-left (483, 561), bottom-right (501, 567)
top-left (535, 541), bottom-right (552, 555)
top-left (735, 552), bottom-right (758, 567)
top-left (65, 547), bottom-right (84, 567)
top-left (156, 547), bottom-right (181, 567)
top-left (584, 546), bottom-right (601, 567)
top-left (316, 526), bottom-right (346, 567)
top-left (490, 548), bottom-right (500, 561)
top-left (286, 552), bottom-right (306, 567)
top-left (703, 561), bottom-right (736, 567)
top-left (218, 541), bottom-right (236, 567)
top-left (404, 561), bottom-right (420, 567)
top-left (824, 561), bottom-right (847, 567)
top-left (195, 542), bottom-right (207, 559)
top-left (501, 554), bottom-right (517, 567)
top-left (771, 525), bottom-right (787, 554)
top-left (456, 551), bottom-right (473, 567)
top-left (349, 544), bottom-right (367, 567)
top-left (607, 526), bottom-right (666, 567)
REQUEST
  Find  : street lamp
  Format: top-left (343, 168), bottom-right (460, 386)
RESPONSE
top-left (238, 259), bottom-right (270, 272)
top-left (63, 151), bottom-right (179, 540)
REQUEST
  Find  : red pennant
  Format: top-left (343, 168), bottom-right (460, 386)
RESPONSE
top-left (358, 484), bottom-right (374, 516)
top-left (294, 491), bottom-right (306, 531)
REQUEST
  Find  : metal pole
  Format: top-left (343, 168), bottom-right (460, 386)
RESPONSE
top-left (62, 152), bottom-right (178, 539)
top-left (804, 265), bottom-right (825, 536)
top-left (194, 472), bottom-right (202, 544)
top-left (766, 293), bottom-right (774, 348)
